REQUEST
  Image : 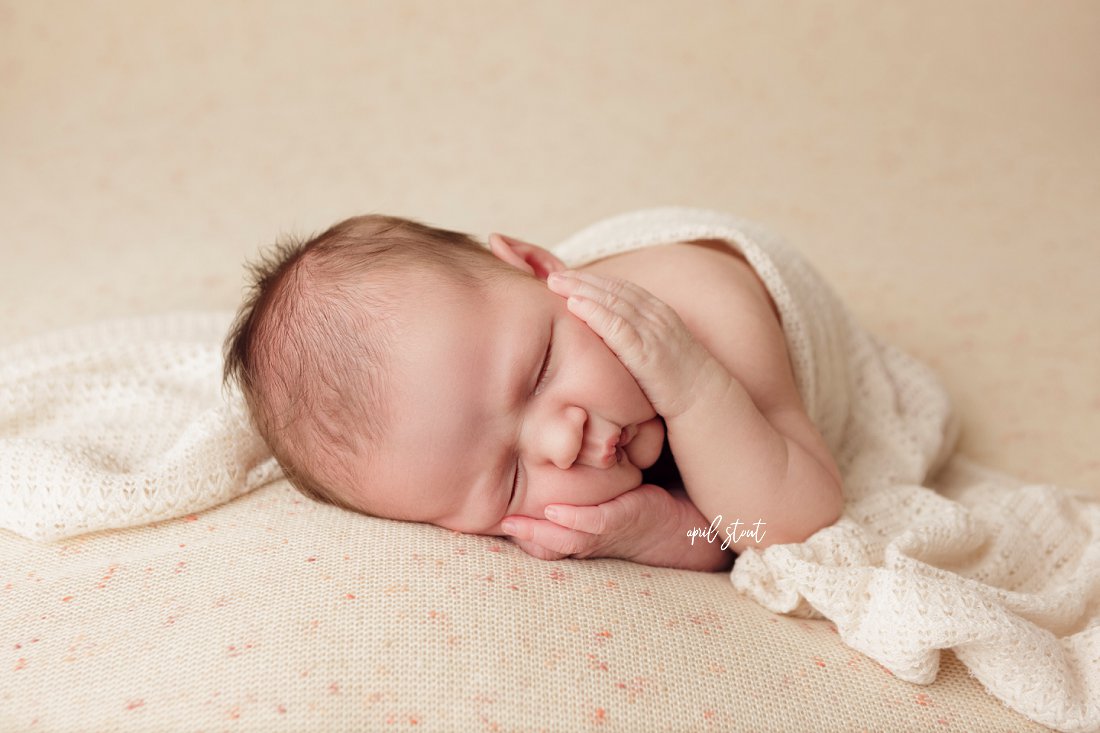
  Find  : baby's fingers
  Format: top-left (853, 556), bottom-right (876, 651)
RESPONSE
top-left (547, 269), bottom-right (653, 307)
top-left (547, 270), bottom-right (720, 421)
top-left (501, 516), bottom-right (596, 558)
top-left (548, 281), bottom-right (650, 371)
top-left (562, 295), bottom-right (642, 357)
top-left (548, 271), bottom-right (656, 327)
top-left (543, 502), bottom-right (628, 535)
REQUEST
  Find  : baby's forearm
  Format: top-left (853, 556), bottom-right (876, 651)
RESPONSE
top-left (668, 369), bottom-right (843, 554)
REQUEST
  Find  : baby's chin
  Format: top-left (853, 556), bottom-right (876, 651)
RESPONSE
top-left (623, 416), bottom-right (665, 469)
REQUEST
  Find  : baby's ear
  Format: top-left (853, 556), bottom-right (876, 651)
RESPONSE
top-left (488, 233), bottom-right (567, 281)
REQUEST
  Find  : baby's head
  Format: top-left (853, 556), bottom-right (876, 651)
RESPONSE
top-left (223, 214), bottom-right (666, 536)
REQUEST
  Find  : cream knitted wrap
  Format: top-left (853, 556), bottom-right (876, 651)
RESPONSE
top-left (2, 206), bottom-right (1097, 731)
top-left (0, 313), bottom-right (281, 541)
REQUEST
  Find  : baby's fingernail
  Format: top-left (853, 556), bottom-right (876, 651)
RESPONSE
top-left (501, 520), bottom-right (517, 534)
top-left (544, 506), bottom-right (558, 521)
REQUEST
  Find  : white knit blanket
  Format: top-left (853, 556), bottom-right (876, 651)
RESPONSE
top-left (2, 207), bottom-right (1098, 731)
top-left (0, 313), bottom-right (282, 541)
top-left (554, 207), bottom-right (1100, 733)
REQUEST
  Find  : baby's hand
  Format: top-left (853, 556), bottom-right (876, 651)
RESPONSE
top-left (546, 270), bottom-right (727, 420)
top-left (501, 483), bottom-right (683, 564)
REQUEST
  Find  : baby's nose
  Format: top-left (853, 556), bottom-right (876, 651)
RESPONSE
top-left (540, 404), bottom-right (586, 470)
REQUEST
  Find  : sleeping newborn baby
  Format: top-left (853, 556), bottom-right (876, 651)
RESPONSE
top-left (222, 214), bottom-right (843, 572)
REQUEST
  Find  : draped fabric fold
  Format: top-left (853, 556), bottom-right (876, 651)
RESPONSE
top-left (0, 311), bottom-right (282, 542)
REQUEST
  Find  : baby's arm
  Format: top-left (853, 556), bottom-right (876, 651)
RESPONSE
top-left (503, 482), bottom-right (734, 572)
top-left (547, 270), bottom-right (843, 554)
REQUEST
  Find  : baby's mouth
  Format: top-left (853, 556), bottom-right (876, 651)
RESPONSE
top-left (583, 424), bottom-right (623, 469)
top-left (610, 424), bottom-right (640, 466)
top-left (586, 423), bottom-right (644, 469)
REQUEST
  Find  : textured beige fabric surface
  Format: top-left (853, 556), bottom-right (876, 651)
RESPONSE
top-left (2, 1), bottom-right (1096, 731)
top-left (0, 480), bottom-right (1051, 732)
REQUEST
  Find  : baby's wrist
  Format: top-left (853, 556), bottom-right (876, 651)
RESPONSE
top-left (668, 354), bottom-right (735, 422)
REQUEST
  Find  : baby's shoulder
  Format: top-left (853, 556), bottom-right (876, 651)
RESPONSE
top-left (578, 238), bottom-right (779, 325)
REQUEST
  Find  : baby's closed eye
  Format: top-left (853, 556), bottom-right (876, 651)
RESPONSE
top-left (532, 323), bottom-right (554, 396)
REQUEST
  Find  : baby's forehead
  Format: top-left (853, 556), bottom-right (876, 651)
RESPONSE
top-left (397, 269), bottom-right (538, 317)
top-left (392, 272), bottom-right (541, 380)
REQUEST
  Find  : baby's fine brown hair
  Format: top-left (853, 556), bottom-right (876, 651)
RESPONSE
top-left (222, 214), bottom-right (517, 512)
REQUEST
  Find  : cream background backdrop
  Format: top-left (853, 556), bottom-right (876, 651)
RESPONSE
top-left (1, 1), bottom-right (1097, 731)
top-left (2, 0), bottom-right (1097, 493)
